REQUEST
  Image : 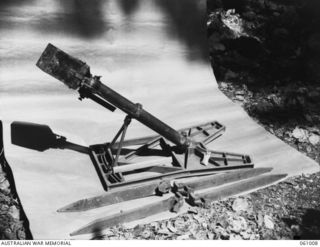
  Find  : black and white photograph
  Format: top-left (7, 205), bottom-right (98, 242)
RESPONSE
top-left (0, 0), bottom-right (319, 243)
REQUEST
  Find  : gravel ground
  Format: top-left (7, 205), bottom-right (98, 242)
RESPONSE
top-left (93, 172), bottom-right (320, 240)
top-left (0, 153), bottom-right (29, 239)
top-left (1, 0), bottom-right (320, 238)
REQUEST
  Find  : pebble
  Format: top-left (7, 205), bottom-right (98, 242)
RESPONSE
top-left (236, 90), bottom-right (245, 96)
top-left (235, 95), bottom-right (245, 101)
top-left (0, 179), bottom-right (11, 193)
top-left (0, 173), bottom-right (6, 183)
top-left (104, 229), bottom-right (115, 237)
top-left (232, 198), bottom-right (250, 212)
top-left (207, 232), bottom-right (215, 240)
top-left (306, 146), bottom-right (312, 153)
top-left (250, 234), bottom-right (260, 240)
top-left (187, 207), bottom-right (198, 214)
top-left (264, 215), bottom-right (274, 230)
top-left (257, 212), bottom-right (264, 227)
top-left (240, 230), bottom-right (251, 239)
top-left (8, 205), bottom-right (20, 220)
top-left (215, 225), bottom-right (229, 239)
top-left (167, 222), bottom-right (177, 233)
top-left (133, 224), bottom-right (144, 236)
top-left (157, 228), bottom-right (171, 235)
top-left (292, 127), bottom-right (308, 142)
top-left (3, 228), bottom-right (15, 239)
top-left (174, 218), bottom-right (186, 231)
top-left (309, 134), bottom-right (320, 145)
top-left (230, 233), bottom-right (243, 240)
top-left (291, 224), bottom-right (300, 233)
top-left (230, 216), bottom-right (247, 233)
top-left (220, 82), bottom-right (229, 89)
top-left (141, 230), bottom-right (151, 239)
top-left (17, 228), bottom-right (26, 240)
top-left (177, 234), bottom-right (190, 240)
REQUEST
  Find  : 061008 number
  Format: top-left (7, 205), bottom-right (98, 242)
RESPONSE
top-left (300, 241), bottom-right (319, 246)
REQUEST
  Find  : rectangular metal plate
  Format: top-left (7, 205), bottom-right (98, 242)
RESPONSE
top-left (36, 43), bottom-right (91, 89)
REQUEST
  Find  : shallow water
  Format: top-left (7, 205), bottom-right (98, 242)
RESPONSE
top-left (0, 0), bottom-right (209, 96)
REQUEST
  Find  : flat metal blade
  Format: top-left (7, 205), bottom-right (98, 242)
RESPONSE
top-left (196, 173), bottom-right (288, 202)
top-left (70, 195), bottom-right (176, 236)
top-left (59, 167), bottom-right (272, 212)
top-left (70, 172), bottom-right (286, 236)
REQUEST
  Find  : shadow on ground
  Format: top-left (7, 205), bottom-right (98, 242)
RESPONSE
top-left (283, 209), bottom-right (320, 240)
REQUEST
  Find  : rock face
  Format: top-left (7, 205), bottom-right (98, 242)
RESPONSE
top-left (208, 0), bottom-right (320, 83)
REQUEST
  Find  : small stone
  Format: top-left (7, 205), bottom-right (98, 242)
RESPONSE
top-left (0, 179), bottom-right (10, 193)
top-left (268, 94), bottom-right (282, 106)
top-left (3, 228), bottom-right (15, 239)
top-left (264, 215), bottom-right (274, 230)
top-left (167, 221), bottom-right (177, 233)
top-left (194, 230), bottom-right (209, 240)
top-left (250, 234), bottom-right (260, 240)
top-left (133, 224), bottom-right (145, 236)
top-left (236, 90), bottom-right (245, 96)
top-left (8, 205), bottom-right (20, 220)
top-left (292, 127), bottom-right (308, 142)
top-left (207, 231), bottom-right (215, 240)
top-left (187, 207), bottom-right (198, 214)
top-left (123, 232), bottom-right (133, 240)
top-left (291, 224), bottom-right (301, 235)
top-left (177, 234), bottom-right (190, 240)
top-left (150, 222), bottom-right (159, 230)
top-left (174, 218), bottom-right (186, 231)
top-left (230, 216), bottom-right (247, 233)
top-left (0, 174), bottom-right (6, 183)
top-left (257, 212), bottom-right (264, 227)
top-left (240, 230), bottom-right (251, 240)
top-left (307, 127), bottom-right (320, 134)
top-left (104, 229), bottom-right (115, 237)
top-left (157, 228), bottom-right (171, 235)
top-left (17, 229), bottom-right (26, 240)
top-left (141, 230), bottom-right (151, 239)
top-left (306, 146), bottom-right (312, 153)
top-left (202, 222), bottom-right (208, 229)
top-left (309, 134), bottom-right (320, 145)
top-left (220, 82), bottom-right (228, 89)
top-left (215, 225), bottom-right (229, 239)
top-left (235, 95), bottom-right (245, 101)
top-left (230, 233), bottom-right (243, 240)
top-left (232, 198), bottom-right (250, 212)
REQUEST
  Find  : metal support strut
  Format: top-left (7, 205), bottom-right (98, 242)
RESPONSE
top-left (110, 115), bottom-right (132, 167)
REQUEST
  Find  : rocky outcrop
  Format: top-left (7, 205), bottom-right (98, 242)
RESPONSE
top-left (208, 0), bottom-right (320, 84)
